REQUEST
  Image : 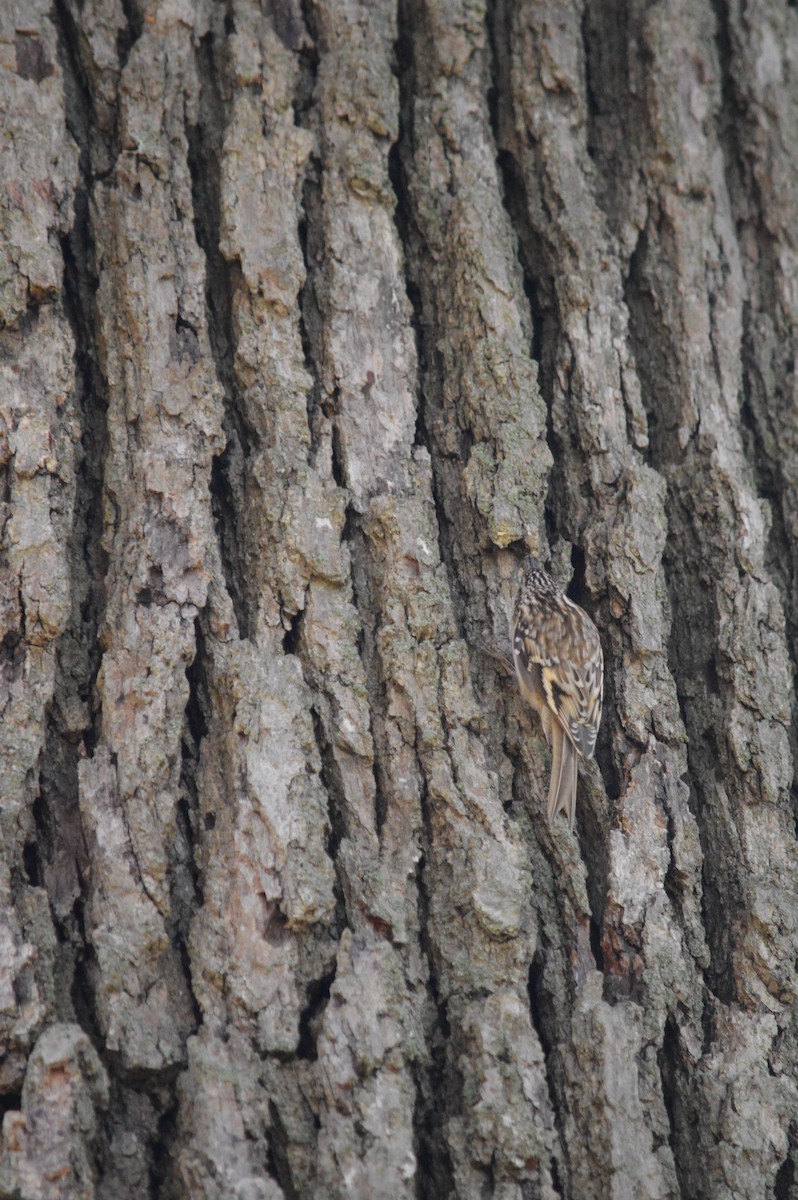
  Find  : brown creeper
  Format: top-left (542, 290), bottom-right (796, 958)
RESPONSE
top-left (511, 557), bottom-right (603, 830)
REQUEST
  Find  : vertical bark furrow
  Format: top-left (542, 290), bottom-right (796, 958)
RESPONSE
top-left (395, 0), bottom-right (550, 585)
top-left (171, 6), bottom-right (342, 1194)
top-left (711, 0), bottom-right (798, 836)
top-left (711, 0), bottom-right (798, 599)
top-left (295, 5), bottom-right (427, 1194)
top-left (48, 3), bottom-right (230, 1191)
top-left (45, 19), bottom-right (113, 1058)
top-left (73, 3), bottom-right (221, 1085)
top-left (583, 0), bottom-right (798, 1194)
top-left (0, 0), bottom-right (76, 1053)
top-left (0, 2), bottom-right (115, 1194)
top-left (411, 837), bottom-right (457, 1200)
top-left (186, 17), bottom-right (254, 641)
top-left (492, 1), bottom-right (716, 1195)
top-left (387, 40), bottom-right (452, 608)
top-left (330, 1), bottom-right (559, 1194)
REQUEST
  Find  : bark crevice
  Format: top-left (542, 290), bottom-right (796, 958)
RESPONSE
top-left (298, 158), bottom-right (326, 463)
top-left (175, 618), bottom-right (208, 1022)
top-left (411, 847), bottom-right (456, 1200)
top-left (390, 1), bottom-right (472, 645)
top-left (526, 950), bottom-right (567, 1195)
top-left (42, 0), bottom-right (113, 1061)
top-left (486, 0), bottom-right (547, 380)
top-left (187, 23), bottom-right (254, 640)
top-left (656, 1014), bottom-right (689, 1200)
top-left (774, 1126), bottom-right (797, 1200)
top-left (346, 524), bottom-right (391, 842)
top-left (308, 704), bottom-right (349, 931)
top-left (486, 0), bottom-right (585, 576)
top-left (710, 0), bottom-right (798, 843)
top-left (116, 0), bottom-right (144, 71)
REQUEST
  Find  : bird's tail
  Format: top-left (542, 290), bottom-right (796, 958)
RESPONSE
top-left (547, 722), bottom-right (578, 830)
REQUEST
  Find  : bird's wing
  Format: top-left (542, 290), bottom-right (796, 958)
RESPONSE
top-left (514, 594), bottom-right (603, 760)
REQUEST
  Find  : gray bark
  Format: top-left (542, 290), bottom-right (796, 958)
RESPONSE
top-left (1, 0), bottom-right (797, 1197)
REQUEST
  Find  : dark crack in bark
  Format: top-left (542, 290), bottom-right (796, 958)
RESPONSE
top-left (411, 844), bottom-right (456, 1200)
top-left (187, 18), bottom-right (256, 641)
top-left (656, 1014), bottom-right (689, 1200)
top-left (48, 0), bottom-right (113, 1063)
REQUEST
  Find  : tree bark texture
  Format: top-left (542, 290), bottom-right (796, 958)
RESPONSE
top-left (1, 0), bottom-right (797, 1197)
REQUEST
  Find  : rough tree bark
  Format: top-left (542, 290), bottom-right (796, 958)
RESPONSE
top-left (1, 0), bottom-right (797, 1197)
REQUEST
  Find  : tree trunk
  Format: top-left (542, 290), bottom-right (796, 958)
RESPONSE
top-left (1, 0), bottom-right (797, 1196)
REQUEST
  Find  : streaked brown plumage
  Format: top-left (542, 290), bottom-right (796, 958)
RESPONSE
top-left (511, 557), bottom-right (603, 830)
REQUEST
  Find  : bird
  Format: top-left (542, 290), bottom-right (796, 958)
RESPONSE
top-left (511, 556), bottom-right (603, 830)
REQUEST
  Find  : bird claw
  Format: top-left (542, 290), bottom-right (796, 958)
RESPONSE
top-left (477, 640), bottom-right (515, 678)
